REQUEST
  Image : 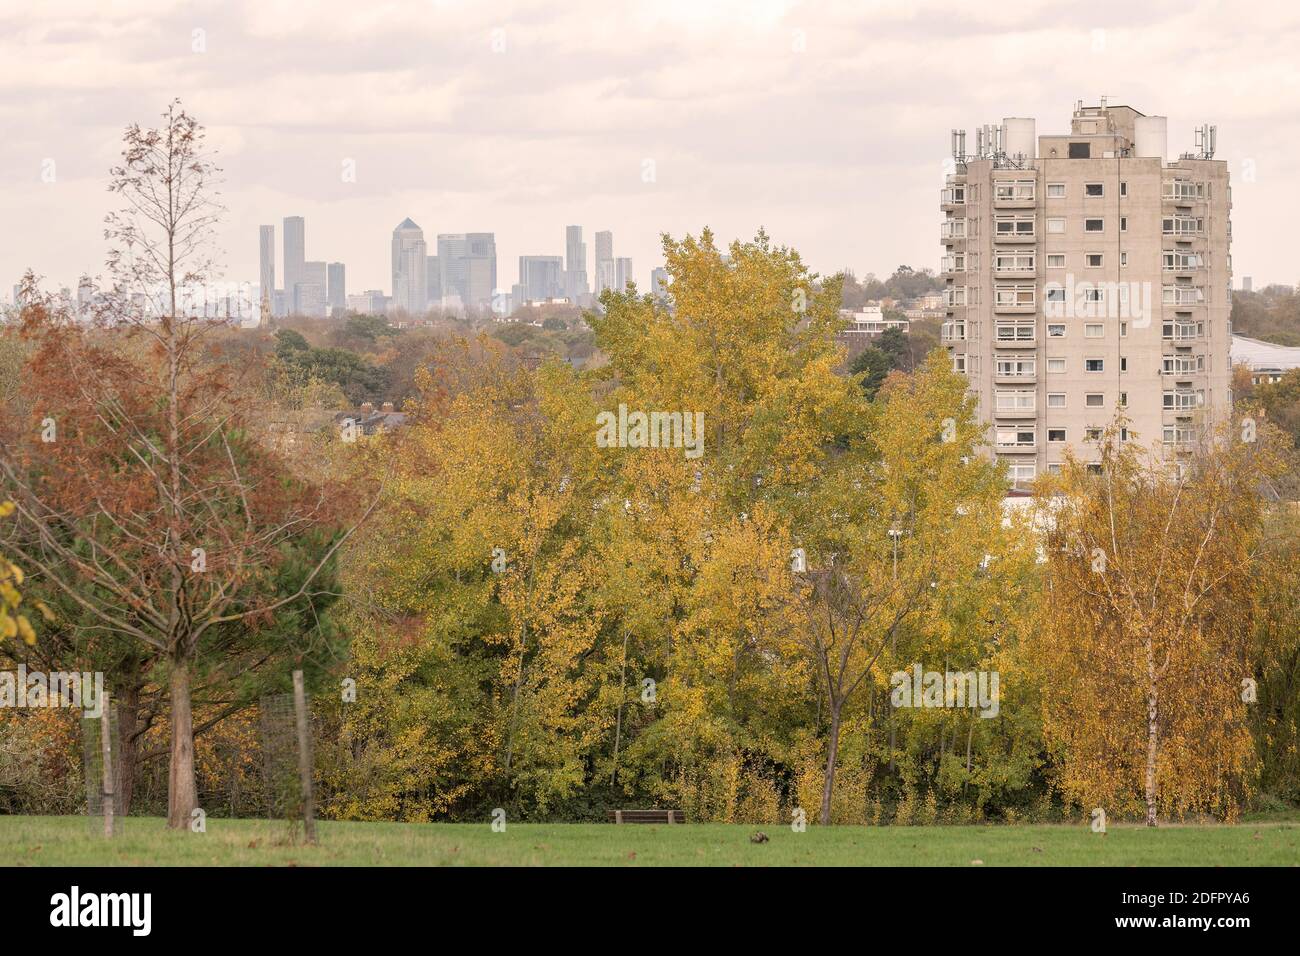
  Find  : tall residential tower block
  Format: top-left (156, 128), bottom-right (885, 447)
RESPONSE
top-left (940, 101), bottom-right (1232, 487)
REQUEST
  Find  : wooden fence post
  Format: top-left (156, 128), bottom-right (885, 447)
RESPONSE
top-left (292, 670), bottom-right (317, 844)
top-left (100, 693), bottom-right (114, 838)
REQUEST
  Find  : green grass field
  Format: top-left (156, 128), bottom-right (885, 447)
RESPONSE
top-left (3, 815), bottom-right (1299, 866)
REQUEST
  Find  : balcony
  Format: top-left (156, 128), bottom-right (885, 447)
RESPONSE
top-left (993, 286), bottom-right (1036, 314)
top-left (940, 186), bottom-right (966, 210)
top-left (1162, 321), bottom-right (1203, 342)
top-left (995, 366), bottom-right (1036, 385)
top-left (944, 287), bottom-right (968, 308)
top-left (1162, 216), bottom-right (1204, 237)
top-left (940, 254), bottom-right (967, 278)
top-left (994, 390), bottom-right (1037, 419)
top-left (993, 254), bottom-right (1036, 279)
top-left (993, 219), bottom-right (1036, 243)
top-left (995, 429), bottom-right (1037, 452)
top-left (1162, 426), bottom-right (1199, 451)
top-left (1163, 251), bottom-right (1206, 273)
top-left (992, 180), bottom-right (1036, 209)
top-left (940, 220), bottom-right (967, 242)
top-left (995, 324), bottom-right (1036, 348)
top-left (1162, 180), bottom-right (1206, 203)
top-left (941, 322), bottom-right (967, 344)
top-left (1162, 390), bottom-right (1204, 412)
top-left (1161, 354), bottom-right (1205, 375)
top-left (1163, 286), bottom-right (1206, 306)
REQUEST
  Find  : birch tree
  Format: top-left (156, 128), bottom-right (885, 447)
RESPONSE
top-left (1032, 419), bottom-right (1285, 824)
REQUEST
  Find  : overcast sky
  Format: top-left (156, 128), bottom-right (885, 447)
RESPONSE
top-left (3, 0), bottom-right (1299, 299)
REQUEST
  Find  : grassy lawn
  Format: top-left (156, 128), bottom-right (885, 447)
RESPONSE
top-left (2, 815), bottom-right (1299, 866)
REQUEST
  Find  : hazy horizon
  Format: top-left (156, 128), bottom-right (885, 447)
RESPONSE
top-left (4, 0), bottom-right (1299, 298)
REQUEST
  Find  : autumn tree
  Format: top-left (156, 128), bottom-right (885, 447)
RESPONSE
top-left (1031, 418), bottom-right (1286, 824)
top-left (0, 103), bottom-right (357, 828)
top-left (775, 354), bottom-right (1014, 824)
top-left (319, 339), bottom-right (612, 819)
top-left (0, 502), bottom-right (39, 646)
top-left (322, 230), bottom-right (1037, 824)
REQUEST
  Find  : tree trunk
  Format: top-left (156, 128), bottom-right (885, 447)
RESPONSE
top-left (820, 704), bottom-right (843, 826)
top-left (167, 659), bottom-right (198, 829)
top-left (1144, 642), bottom-right (1159, 828)
top-left (965, 716), bottom-right (974, 773)
top-left (115, 681), bottom-right (141, 817)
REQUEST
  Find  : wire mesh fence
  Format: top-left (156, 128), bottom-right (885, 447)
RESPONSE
top-left (259, 675), bottom-right (317, 843)
top-left (81, 702), bottom-right (119, 837)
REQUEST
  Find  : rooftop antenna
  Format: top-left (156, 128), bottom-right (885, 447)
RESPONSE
top-left (1195, 124), bottom-right (1217, 159)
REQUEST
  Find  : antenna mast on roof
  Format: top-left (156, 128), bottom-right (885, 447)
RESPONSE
top-left (1194, 124), bottom-right (1217, 159)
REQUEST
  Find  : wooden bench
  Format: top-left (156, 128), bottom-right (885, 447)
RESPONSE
top-left (607, 809), bottom-right (685, 824)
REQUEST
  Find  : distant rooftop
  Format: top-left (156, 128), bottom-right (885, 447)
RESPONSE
top-left (1231, 334), bottom-right (1300, 372)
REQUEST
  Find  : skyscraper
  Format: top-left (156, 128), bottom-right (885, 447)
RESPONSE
top-left (650, 267), bottom-right (670, 300)
top-left (391, 218), bottom-right (428, 315)
top-left (327, 262), bottom-right (346, 316)
top-left (283, 216), bottom-right (305, 312)
top-left (940, 101), bottom-right (1231, 488)
top-left (259, 225), bottom-right (276, 310)
top-left (426, 256), bottom-right (441, 305)
top-left (615, 257), bottom-right (634, 293)
top-left (437, 233), bottom-right (497, 310)
top-left (594, 230), bottom-right (614, 295)
top-left (298, 260), bottom-right (328, 317)
top-left (565, 225), bottom-right (588, 302)
top-left (518, 255), bottom-right (565, 303)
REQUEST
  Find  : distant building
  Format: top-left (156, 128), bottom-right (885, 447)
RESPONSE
top-left (391, 218), bottom-right (428, 315)
top-left (437, 233), bottom-right (497, 310)
top-left (296, 260), bottom-right (328, 318)
top-left (346, 289), bottom-right (389, 314)
top-left (1241, 276), bottom-right (1253, 293)
top-left (565, 225), bottom-right (589, 303)
top-left (650, 267), bottom-right (670, 300)
top-left (594, 230), bottom-right (614, 296)
top-left (283, 216), bottom-right (305, 313)
top-left (615, 257), bottom-right (633, 293)
top-left (327, 262), bottom-right (346, 316)
top-left (259, 225), bottom-right (276, 312)
top-left (77, 275), bottom-right (94, 313)
top-left (839, 306), bottom-right (909, 339)
top-left (1232, 334), bottom-right (1300, 385)
top-left (518, 255), bottom-right (565, 303)
top-left (335, 401), bottom-right (407, 438)
top-left (426, 256), bottom-right (441, 305)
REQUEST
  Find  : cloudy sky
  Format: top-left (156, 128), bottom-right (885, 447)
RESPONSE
top-left (3, 0), bottom-right (1299, 299)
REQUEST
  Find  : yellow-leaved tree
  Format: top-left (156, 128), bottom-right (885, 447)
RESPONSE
top-left (321, 338), bottom-right (613, 819)
top-left (588, 229), bottom-right (870, 817)
top-left (772, 353), bottom-right (1021, 824)
top-left (1031, 417), bottom-right (1286, 824)
top-left (1, 500), bottom-right (37, 645)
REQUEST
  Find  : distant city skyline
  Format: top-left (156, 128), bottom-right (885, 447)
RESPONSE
top-left (4, 2), bottom-right (1300, 296)
top-left (255, 215), bottom-right (640, 316)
